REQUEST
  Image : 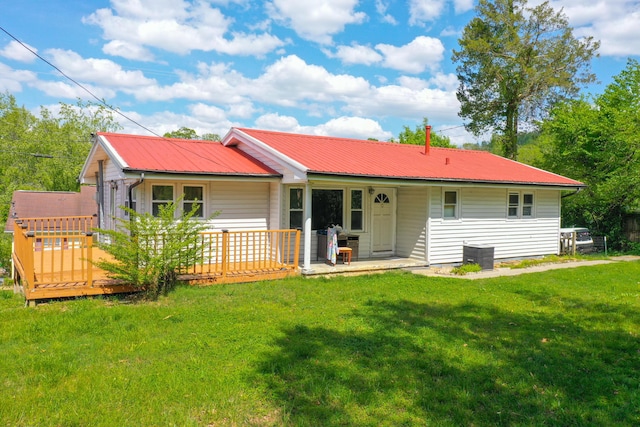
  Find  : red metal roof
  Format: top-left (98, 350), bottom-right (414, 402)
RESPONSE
top-left (97, 132), bottom-right (279, 176)
top-left (234, 128), bottom-right (583, 186)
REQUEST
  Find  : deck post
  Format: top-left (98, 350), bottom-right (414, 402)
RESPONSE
top-left (221, 230), bottom-right (229, 279)
top-left (86, 232), bottom-right (94, 287)
top-left (24, 230), bottom-right (36, 295)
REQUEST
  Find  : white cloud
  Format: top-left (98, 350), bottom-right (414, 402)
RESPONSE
top-left (408, 0), bottom-right (446, 25)
top-left (102, 40), bottom-right (155, 62)
top-left (375, 0), bottom-right (398, 24)
top-left (46, 49), bottom-right (156, 88)
top-left (188, 103), bottom-right (227, 122)
top-left (254, 113), bottom-right (392, 140)
top-left (314, 116), bottom-right (393, 140)
top-left (0, 40), bottom-right (38, 63)
top-left (0, 63), bottom-right (37, 92)
top-left (266, 0), bottom-right (366, 44)
top-left (344, 83), bottom-right (459, 124)
top-left (329, 44), bottom-right (383, 65)
top-left (376, 36), bottom-right (445, 73)
top-left (116, 108), bottom-right (237, 138)
top-left (529, 0), bottom-right (640, 57)
top-left (253, 55), bottom-right (371, 104)
top-left (255, 113), bottom-right (301, 131)
top-left (31, 80), bottom-right (116, 100)
top-left (84, 1), bottom-right (285, 57)
top-left (452, 0), bottom-right (474, 14)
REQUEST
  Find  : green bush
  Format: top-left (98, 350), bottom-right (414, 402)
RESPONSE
top-left (451, 263), bottom-right (483, 275)
top-left (93, 202), bottom-right (213, 298)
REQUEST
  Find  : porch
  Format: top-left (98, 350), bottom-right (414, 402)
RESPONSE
top-left (304, 257), bottom-right (428, 276)
top-left (11, 217), bottom-right (301, 303)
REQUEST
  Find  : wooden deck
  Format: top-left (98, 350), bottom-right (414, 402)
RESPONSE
top-left (11, 218), bottom-right (300, 303)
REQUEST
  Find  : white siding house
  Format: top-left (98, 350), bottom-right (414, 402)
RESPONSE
top-left (80, 129), bottom-right (584, 273)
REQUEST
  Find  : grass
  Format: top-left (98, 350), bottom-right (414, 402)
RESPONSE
top-left (1, 262), bottom-right (639, 426)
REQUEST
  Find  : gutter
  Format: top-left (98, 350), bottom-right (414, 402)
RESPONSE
top-left (561, 187), bottom-right (583, 199)
top-left (127, 173), bottom-right (144, 220)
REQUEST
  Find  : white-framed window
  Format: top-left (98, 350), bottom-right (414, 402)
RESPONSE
top-left (443, 190), bottom-right (459, 219)
top-left (350, 189), bottom-right (364, 231)
top-left (183, 185), bottom-right (204, 218)
top-left (152, 184), bottom-right (174, 216)
top-left (508, 191), bottom-right (535, 219)
top-left (508, 192), bottom-right (520, 218)
top-left (289, 188), bottom-right (304, 229)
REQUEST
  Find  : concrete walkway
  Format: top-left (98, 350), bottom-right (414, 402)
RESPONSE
top-left (409, 256), bottom-right (640, 280)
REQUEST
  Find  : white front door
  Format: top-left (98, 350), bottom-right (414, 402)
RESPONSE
top-left (372, 191), bottom-right (394, 252)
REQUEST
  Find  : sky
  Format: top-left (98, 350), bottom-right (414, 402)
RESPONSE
top-left (1, 0), bottom-right (639, 145)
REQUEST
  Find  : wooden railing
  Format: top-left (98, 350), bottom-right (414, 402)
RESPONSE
top-left (12, 221), bottom-right (98, 294)
top-left (14, 216), bottom-right (96, 234)
top-left (184, 229), bottom-right (301, 277)
top-left (12, 218), bottom-right (301, 299)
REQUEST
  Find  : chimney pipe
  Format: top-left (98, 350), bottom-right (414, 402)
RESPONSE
top-left (425, 125), bottom-right (432, 156)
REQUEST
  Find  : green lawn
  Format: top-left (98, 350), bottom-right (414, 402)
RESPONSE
top-left (1, 262), bottom-right (639, 426)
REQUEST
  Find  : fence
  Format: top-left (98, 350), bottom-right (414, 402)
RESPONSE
top-left (12, 218), bottom-right (301, 301)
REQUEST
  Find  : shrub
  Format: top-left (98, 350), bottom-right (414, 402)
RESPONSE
top-left (93, 202), bottom-right (213, 298)
top-left (451, 263), bottom-right (482, 275)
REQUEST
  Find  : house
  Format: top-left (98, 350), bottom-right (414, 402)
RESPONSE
top-left (79, 129), bottom-right (584, 273)
top-left (4, 186), bottom-right (98, 234)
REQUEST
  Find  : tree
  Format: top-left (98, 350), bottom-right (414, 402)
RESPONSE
top-left (452, 0), bottom-right (599, 160)
top-left (540, 59), bottom-right (640, 247)
top-left (93, 202), bottom-right (212, 297)
top-left (396, 118), bottom-right (455, 148)
top-left (163, 127), bottom-right (221, 141)
top-left (0, 94), bottom-right (121, 223)
top-left (164, 127), bottom-right (198, 139)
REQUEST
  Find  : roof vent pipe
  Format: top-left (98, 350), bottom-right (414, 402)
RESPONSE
top-left (425, 125), bottom-right (431, 156)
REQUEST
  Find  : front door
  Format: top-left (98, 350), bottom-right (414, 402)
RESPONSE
top-left (372, 191), bottom-right (394, 252)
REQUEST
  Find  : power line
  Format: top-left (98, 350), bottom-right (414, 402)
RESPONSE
top-left (0, 25), bottom-right (234, 172)
top-left (0, 25), bottom-right (163, 139)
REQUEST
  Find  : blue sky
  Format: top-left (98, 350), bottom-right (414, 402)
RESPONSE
top-left (1, 0), bottom-right (638, 145)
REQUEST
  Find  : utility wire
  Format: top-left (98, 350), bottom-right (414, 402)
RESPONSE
top-left (0, 25), bottom-right (233, 171)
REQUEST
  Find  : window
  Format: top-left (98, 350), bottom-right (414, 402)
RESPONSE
top-left (350, 189), bottom-right (363, 231)
top-left (289, 188), bottom-right (304, 229)
top-left (312, 189), bottom-right (343, 230)
top-left (443, 190), bottom-right (458, 219)
top-left (152, 185), bottom-right (173, 216)
top-left (183, 186), bottom-right (204, 218)
top-left (508, 191), bottom-right (535, 218)
top-left (126, 187), bottom-right (137, 215)
top-left (523, 194), bottom-right (534, 217)
top-left (508, 193), bottom-right (519, 218)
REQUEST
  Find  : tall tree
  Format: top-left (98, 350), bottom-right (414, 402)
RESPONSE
top-left (0, 94), bottom-right (121, 223)
top-left (452, 0), bottom-right (599, 160)
top-left (540, 59), bottom-right (640, 246)
top-left (396, 118), bottom-right (455, 148)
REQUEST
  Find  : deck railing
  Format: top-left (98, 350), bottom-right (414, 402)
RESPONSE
top-left (12, 218), bottom-right (301, 300)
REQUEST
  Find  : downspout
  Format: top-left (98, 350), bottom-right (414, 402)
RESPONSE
top-left (127, 173), bottom-right (145, 218)
top-left (97, 161), bottom-right (105, 229)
